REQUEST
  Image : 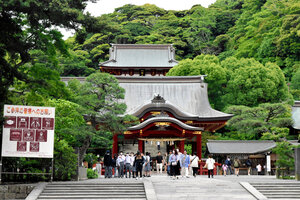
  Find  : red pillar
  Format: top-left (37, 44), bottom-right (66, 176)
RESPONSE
top-left (179, 140), bottom-right (185, 153)
top-left (112, 134), bottom-right (118, 155)
top-left (197, 135), bottom-right (202, 159)
top-left (138, 140), bottom-right (144, 153)
top-left (192, 142), bottom-right (196, 155)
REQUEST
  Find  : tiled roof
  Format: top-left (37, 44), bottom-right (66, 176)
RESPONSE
top-left (99, 44), bottom-right (178, 68)
top-left (207, 140), bottom-right (276, 154)
top-left (117, 76), bottom-right (233, 119)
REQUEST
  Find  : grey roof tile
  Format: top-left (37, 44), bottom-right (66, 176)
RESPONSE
top-left (99, 44), bottom-right (178, 68)
top-left (207, 140), bottom-right (276, 154)
top-left (117, 76), bottom-right (233, 119)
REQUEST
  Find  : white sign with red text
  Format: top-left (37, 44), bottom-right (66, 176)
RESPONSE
top-left (2, 105), bottom-right (55, 158)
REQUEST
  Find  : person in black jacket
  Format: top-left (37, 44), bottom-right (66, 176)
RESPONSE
top-left (246, 158), bottom-right (252, 175)
top-left (104, 150), bottom-right (113, 178)
top-left (112, 154), bottom-right (117, 178)
top-left (134, 151), bottom-right (144, 179)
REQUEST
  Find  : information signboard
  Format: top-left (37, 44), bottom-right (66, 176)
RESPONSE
top-left (2, 105), bottom-right (55, 158)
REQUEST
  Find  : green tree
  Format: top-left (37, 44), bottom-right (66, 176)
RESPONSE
top-left (221, 0), bottom-right (300, 78)
top-left (54, 139), bottom-right (78, 181)
top-left (291, 69), bottom-right (300, 90)
top-left (222, 58), bottom-right (291, 107)
top-left (225, 103), bottom-right (293, 140)
top-left (0, 0), bottom-right (98, 128)
top-left (290, 69), bottom-right (300, 100)
top-left (68, 72), bottom-right (137, 164)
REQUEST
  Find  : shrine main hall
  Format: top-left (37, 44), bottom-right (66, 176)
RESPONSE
top-left (99, 44), bottom-right (232, 159)
top-left (62, 44), bottom-right (232, 158)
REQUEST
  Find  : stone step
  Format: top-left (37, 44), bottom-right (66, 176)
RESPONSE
top-left (255, 187), bottom-right (300, 190)
top-left (45, 186), bottom-right (144, 188)
top-left (263, 192), bottom-right (300, 195)
top-left (47, 184), bottom-right (144, 187)
top-left (250, 183), bottom-right (300, 186)
top-left (43, 189), bottom-right (145, 193)
top-left (38, 194), bottom-right (146, 199)
top-left (249, 182), bottom-right (300, 199)
top-left (259, 190), bottom-right (300, 193)
top-left (37, 182), bottom-right (146, 200)
top-left (38, 199), bottom-right (146, 200)
top-left (264, 194), bottom-right (300, 198)
top-left (252, 184), bottom-right (300, 187)
top-left (42, 192), bottom-right (146, 195)
top-left (49, 183), bottom-right (143, 185)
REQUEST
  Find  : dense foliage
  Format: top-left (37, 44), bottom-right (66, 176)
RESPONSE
top-left (225, 103), bottom-right (292, 140)
top-left (62, 0), bottom-right (299, 80)
top-left (67, 72), bottom-right (137, 164)
top-left (168, 55), bottom-right (292, 109)
top-left (1, 0), bottom-right (299, 181)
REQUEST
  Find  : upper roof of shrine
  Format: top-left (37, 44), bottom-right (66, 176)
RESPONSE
top-left (117, 76), bottom-right (233, 121)
top-left (99, 44), bottom-right (178, 68)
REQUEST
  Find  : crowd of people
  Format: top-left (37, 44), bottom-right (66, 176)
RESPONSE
top-left (102, 149), bottom-right (209, 179)
top-left (221, 157), bottom-right (264, 176)
top-left (102, 150), bottom-right (266, 178)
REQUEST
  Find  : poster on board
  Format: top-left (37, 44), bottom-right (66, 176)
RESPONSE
top-left (2, 105), bottom-right (55, 158)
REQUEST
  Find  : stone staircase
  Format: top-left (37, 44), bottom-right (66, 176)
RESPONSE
top-left (250, 182), bottom-right (300, 199)
top-left (37, 182), bottom-right (146, 200)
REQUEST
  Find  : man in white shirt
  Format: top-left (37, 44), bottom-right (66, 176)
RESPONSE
top-left (125, 152), bottom-right (132, 178)
top-left (256, 163), bottom-right (262, 175)
top-left (117, 152), bottom-right (125, 178)
top-left (206, 155), bottom-right (215, 178)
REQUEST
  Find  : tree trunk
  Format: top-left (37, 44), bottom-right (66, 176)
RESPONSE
top-left (78, 135), bottom-right (92, 166)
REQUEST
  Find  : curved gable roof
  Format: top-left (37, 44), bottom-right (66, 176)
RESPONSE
top-left (128, 117), bottom-right (203, 131)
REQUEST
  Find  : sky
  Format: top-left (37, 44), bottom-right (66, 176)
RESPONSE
top-left (61, 0), bottom-right (216, 39)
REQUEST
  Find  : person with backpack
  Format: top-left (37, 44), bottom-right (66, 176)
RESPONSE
top-left (245, 158), bottom-right (252, 176)
top-left (225, 157), bottom-right (233, 175)
top-left (189, 152), bottom-right (199, 177)
top-left (233, 157), bottom-right (241, 176)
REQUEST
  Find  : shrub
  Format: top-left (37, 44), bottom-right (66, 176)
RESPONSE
top-left (54, 139), bottom-right (77, 181)
top-left (87, 168), bottom-right (98, 179)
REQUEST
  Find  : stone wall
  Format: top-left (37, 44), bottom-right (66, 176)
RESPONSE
top-left (0, 184), bottom-right (35, 199)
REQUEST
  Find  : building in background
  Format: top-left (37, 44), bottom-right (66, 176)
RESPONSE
top-left (99, 44), bottom-right (233, 158)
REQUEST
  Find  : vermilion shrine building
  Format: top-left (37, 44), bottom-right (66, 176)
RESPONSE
top-left (99, 44), bottom-right (233, 159)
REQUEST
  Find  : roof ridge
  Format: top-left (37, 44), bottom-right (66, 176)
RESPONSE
top-left (207, 140), bottom-right (275, 143)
